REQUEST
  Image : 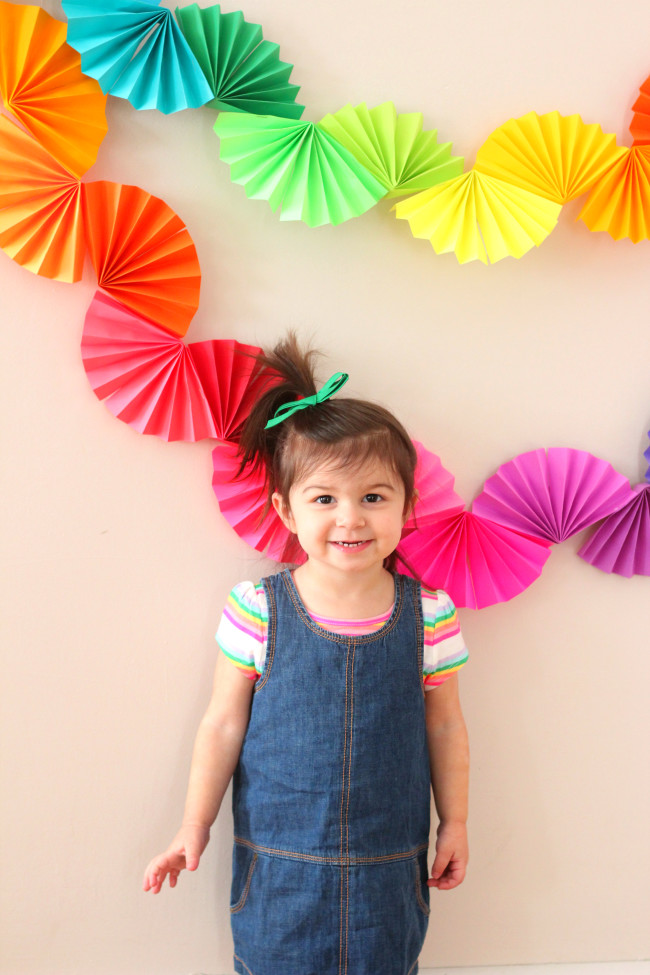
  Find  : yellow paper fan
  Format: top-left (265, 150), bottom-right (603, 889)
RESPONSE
top-left (394, 170), bottom-right (561, 264)
top-left (0, 0), bottom-right (107, 178)
top-left (0, 115), bottom-right (84, 281)
top-left (474, 111), bottom-right (625, 204)
top-left (578, 145), bottom-right (650, 243)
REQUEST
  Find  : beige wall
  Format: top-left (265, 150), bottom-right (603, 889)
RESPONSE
top-left (1, 1), bottom-right (649, 973)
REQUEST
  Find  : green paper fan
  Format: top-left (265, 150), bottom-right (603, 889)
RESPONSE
top-left (175, 3), bottom-right (304, 119)
top-left (214, 113), bottom-right (387, 226)
top-left (319, 102), bottom-right (464, 198)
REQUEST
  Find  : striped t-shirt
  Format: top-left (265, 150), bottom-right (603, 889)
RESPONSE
top-left (216, 579), bottom-right (468, 690)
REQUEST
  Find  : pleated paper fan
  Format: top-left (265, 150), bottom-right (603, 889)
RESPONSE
top-left (81, 291), bottom-right (271, 441)
top-left (472, 448), bottom-right (635, 544)
top-left (61, 0), bottom-right (212, 113)
top-left (0, 115), bottom-right (84, 281)
top-left (0, 1), bottom-right (107, 178)
top-left (402, 440), bottom-right (464, 535)
top-left (393, 170), bottom-right (561, 264)
top-left (214, 112), bottom-right (387, 227)
top-left (578, 484), bottom-right (650, 578)
top-left (474, 111), bottom-right (624, 205)
top-left (82, 180), bottom-right (201, 337)
top-left (318, 102), bottom-right (464, 198)
top-left (644, 431), bottom-right (650, 483)
top-left (175, 3), bottom-right (303, 119)
top-left (212, 440), bottom-right (306, 564)
top-left (630, 74), bottom-right (650, 146)
top-left (397, 510), bottom-right (551, 609)
top-left (578, 145), bottom-right (650, 242)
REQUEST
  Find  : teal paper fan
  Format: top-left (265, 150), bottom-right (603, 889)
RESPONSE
top-left (213, 113), bottom-right (387, 226)
top-left (61, 0), bottom-right (212, 113)
top-left (175, 3), bottom-right (304, 119)
top-left (319, 102), bottom-right (464, 198)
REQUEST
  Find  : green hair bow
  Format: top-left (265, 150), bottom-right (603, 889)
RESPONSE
top-left (264, 372), bottom-right (349, 429)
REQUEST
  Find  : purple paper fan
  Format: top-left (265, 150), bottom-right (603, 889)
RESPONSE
top-left (472, 448), bottom-right (634, 543)
top-left (578, 484), bottom-right (650, 577)
top-left (644, 430), bottom-right (650, 483)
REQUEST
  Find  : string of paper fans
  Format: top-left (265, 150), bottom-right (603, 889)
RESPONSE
top-left (1, 2), bottom-right (648, 607)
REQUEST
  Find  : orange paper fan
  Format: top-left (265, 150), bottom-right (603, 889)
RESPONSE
top-left (82, 180), bottom-right (201, 337)
top-left (0, 114), bottom-right (84, 281)
top-left (578, 145), bottom-right (650, 243)
top-left (630, 74), bottom-right (650, 146)
top-left (0, 1), bottom-right (107, 178)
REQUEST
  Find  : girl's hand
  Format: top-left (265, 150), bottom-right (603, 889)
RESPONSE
top-left (142, 824), bottom-right (210, 894)
top-left (428, 820), bottom-right (468, 891)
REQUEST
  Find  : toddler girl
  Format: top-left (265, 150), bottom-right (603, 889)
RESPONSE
top-left (143, 334), bottom-right (470, 975)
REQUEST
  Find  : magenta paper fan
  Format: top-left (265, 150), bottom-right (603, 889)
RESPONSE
top-left (644, 431), bottom-right (650, 482)
top-left (81, 292), bottom-right (269, 442)
top-left (397, 510), bottom-right (551, 609)
top-left (578, 484), bottom-right (650, 577)
top-left (212, 441), bottom-right (306, 564)
top-left (472, 448), bottom-right (634, 543)
top-left (402, 440), bottom-right (464, 536)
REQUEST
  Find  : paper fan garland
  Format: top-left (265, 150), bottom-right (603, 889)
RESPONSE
top-left (61, 0), bottom-right (212, 114)
top-left (0, 1), bottom-right (107, 178)
top-left (0, 115), bottom-right (84, 281)
top-left (578, 145), bottom-right (650, 243)
top-left (578, 484), bottom-right (650, 578)
top-left (175, 3), bottom-right (304, 119)
top-left (472, 448), bottom-right (635, 544)
top-left (393, 170), bottom-right (561, 264)
top-left (213, 112), bottom-right (387, 226)
top-left (212, 440), bottom-right (306, 564)
top-left (82, 180), bottom-right (201, 337)
top-left (397, 510), bottom-right (551, 609)
top-left (402, 440), bottom-right (464, 535)
top-left (82, 291), bottom-right (273, 442)
top-left (630, 74), bottom-right (650, 146)
top-left (318, 102), bottom-right (464, 198)
top-left (474, 111), bottom-right (624, 204)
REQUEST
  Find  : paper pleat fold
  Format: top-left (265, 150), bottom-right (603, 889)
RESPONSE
top-left (393, 170), bottom-right (561, 264)
top-left (630, 74), bottom-right (650, 146)
top-left (0, 1), bottom-right (108, 177)
top-left (578, 484), bottom-right (650, 577)
top-left (0, 114), bottom-right (84, 281)
top-left (82, 180), bottom-right (201, 337)
top-left (213, 112), bottom-right (387, 226)
top-left (578, 145), bottom-right (650, 242)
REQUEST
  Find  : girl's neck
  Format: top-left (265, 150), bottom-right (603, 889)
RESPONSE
top-left (291, 563), bottom-right (395, 620)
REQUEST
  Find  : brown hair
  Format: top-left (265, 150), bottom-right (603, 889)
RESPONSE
top-left (238, 333), bottom-right (417, 568)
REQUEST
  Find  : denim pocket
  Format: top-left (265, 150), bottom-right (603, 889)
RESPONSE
top-left (230, 844), bottom-right (258, 914)
top-left (414, 852), bottom-right (430, 917)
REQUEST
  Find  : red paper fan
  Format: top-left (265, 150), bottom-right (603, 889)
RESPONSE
top-left (82, 180), bottom-right (201, 337)
top-left (630, 73), bottom-right (650, 146)
top-left (578, 484), bottom-right (650, 577)
top-left (212, 440), bottom-right (306, 564)
top-left (0, 115), bottom-right (84, 281)
top-left (397, 510), bottom-right (551, 609)
top-left (81, 291), bottom-right (270, 442)
top-left (402, 440), bottom-right (464, 535)
top-left (472, 448), bottom-right (634, 543)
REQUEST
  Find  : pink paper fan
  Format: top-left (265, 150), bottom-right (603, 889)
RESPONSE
top-left (644, 431), bottom-right (650, 483)
top-left (578, 484), bottom-right (650, 577)
top-left (212, 441), bottom-right (306, 564)
top-left (397, 510), bottom-right (551, 609)
top-left (472, 448), bottom-right (634, 543)
top-left (402, 440), bottom-right (464, 535)
top-left (81, 292), bottom-right (270, 442)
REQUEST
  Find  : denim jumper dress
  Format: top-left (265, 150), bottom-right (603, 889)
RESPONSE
top-left (230, 569), bottom-right (431, 975)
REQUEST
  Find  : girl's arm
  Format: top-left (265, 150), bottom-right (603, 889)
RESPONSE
top-left (425, 673), bottom-right (469, 891)
top-left (143, 651), bottom-right (254, 894)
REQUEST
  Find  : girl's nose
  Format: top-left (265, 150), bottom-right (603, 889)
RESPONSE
top-left (336, 502), bottom-right (365, 528)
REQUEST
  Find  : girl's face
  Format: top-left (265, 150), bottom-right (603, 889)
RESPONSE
top-left (272, 456), bottom-right (408, 577)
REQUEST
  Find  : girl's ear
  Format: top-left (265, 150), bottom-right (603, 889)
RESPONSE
top-left (272, 492), bottom-right (296, 533)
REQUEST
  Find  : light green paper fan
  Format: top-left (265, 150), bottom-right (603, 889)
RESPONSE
top-left (214, 113), bottom-right (387, 226)
top-left (175, 3), bottom-right (304, 119)
top-left (319, 102), bottom-right (464, 198)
